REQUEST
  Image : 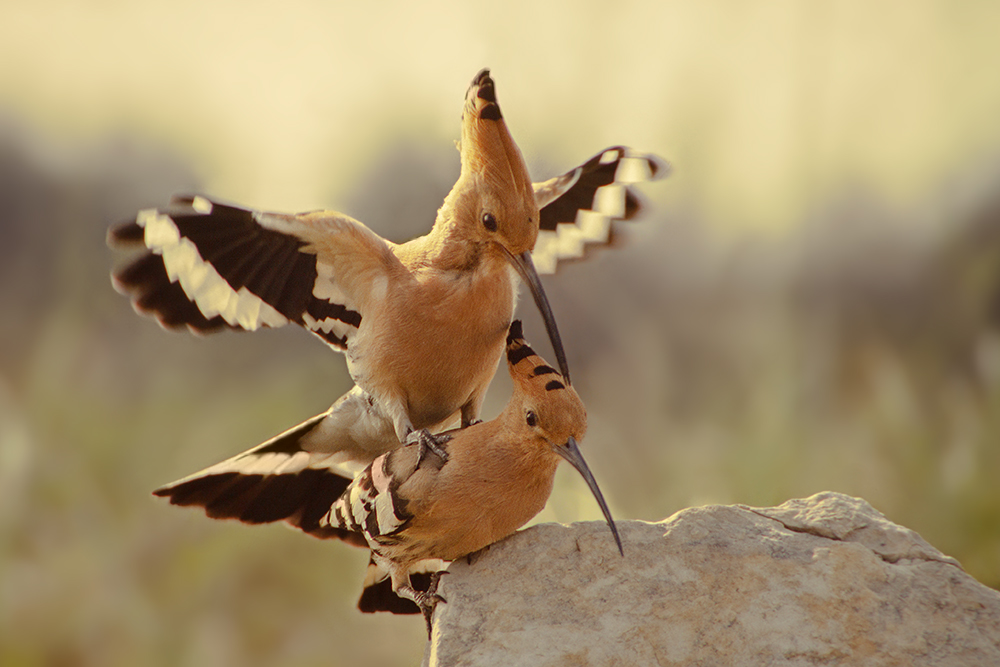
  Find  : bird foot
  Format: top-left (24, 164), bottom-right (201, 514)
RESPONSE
top-left (399, 573), bottom-right (448, 639)
top-left (465, 544), bottom-right (491, 566)
top-left (408, 429), bottom-right (452, 465)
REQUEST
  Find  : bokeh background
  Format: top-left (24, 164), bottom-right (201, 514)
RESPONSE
top-left (3, 1), bottom-right (1000, 665)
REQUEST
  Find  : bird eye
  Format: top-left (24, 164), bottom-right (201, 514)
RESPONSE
top-left (482, 212), bottom-right (498, 232)
top-left (525, 410), bottom-right (537, 427)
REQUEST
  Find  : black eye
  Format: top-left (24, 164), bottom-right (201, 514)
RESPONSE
top-left (525, 410), bottom-right (537, 427)
top-left (482, 212), bottom-right (497, 232)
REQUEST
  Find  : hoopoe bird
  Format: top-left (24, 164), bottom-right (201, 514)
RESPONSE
top-left (336, 321), bottom-right (621, 634)
top-left (115, 69), bottom-right (666, 533)
top-left (159, 321), bottom-right (621, 635)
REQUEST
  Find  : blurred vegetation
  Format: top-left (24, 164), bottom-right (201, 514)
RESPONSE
top-left (1, 112), bottom-right (999, 665)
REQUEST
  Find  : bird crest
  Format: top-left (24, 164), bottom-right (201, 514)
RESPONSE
top-left (505, 320), bottom-right (570, 392)
top-left (437, 69), bottom-right (540, 259)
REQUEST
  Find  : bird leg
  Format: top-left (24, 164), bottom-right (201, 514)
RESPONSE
top-left (407, 428), bottom-right (452, 465)
top-left (425, 570), bottom-right (448, 602)
top-left (396, 573), bottom-right (448, 638)
top-left (423, 571), bottom-right (448, 636)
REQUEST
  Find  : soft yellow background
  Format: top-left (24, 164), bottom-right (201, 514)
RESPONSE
top-left (2, 2), bottom-right (1000, 665)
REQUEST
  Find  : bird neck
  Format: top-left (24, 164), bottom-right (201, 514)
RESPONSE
top-left (486, 433), bottom-right (562, 528)
top-left (418, 219), bottom-right (486, 272)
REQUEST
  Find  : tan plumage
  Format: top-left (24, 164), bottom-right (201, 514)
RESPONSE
top-left (133, 69), bottom-right (665, 542)
top-left (324, 321), bottom-right (622, 632)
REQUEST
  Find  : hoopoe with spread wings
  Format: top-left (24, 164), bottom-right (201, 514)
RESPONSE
top-left (293, 321), bottom-right (620, 633)
top-left (115, 69), bottom-right (666, 530)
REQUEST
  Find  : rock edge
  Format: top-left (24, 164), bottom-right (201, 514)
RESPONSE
top-left (424, 492), bottom-right (1000, 667)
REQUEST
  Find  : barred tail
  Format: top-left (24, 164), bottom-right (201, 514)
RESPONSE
top-left (153, 411), bottom-right (363, 545)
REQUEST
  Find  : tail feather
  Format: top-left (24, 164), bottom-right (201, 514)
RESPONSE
top-left (152, 411), bottom-right (363, 542)
top-left (152, 386), bottom-right (410, 546)
top-left (154, 467), bottom-right (357, 538)
top-left (356, 557), bottom-right (446, 614)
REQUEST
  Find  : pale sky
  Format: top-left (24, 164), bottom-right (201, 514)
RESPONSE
top-left (3, 0), bottom-right (1000, 230)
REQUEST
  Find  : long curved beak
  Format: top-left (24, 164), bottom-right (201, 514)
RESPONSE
top-left (554, 436), bottom-right (623, 556)
top-left (501, 248), bottom-right (571, 384)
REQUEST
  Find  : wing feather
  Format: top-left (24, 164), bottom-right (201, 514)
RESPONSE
top-left (532, 147), bottom-right (669, 274)
top-left (109, 195), bottom-right (399, 352)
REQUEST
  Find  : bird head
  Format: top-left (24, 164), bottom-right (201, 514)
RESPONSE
top-left (437, 69), bottom-right (571, 381)
top-left (503, 320), bottom-right (623, 555)
top-left (504, 320), bottom-right (586, 444)
top-left (448, 68), bottom-right (539, 257)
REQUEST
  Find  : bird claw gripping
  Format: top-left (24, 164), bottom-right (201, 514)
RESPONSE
top-left (408, 428), bottom-right (452, 465)
top-left (399, 571), bottom-right (447, 638)
top-left (422, 571), bottom-right (448, 638)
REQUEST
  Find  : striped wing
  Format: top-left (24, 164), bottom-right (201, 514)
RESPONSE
top-left (531, 147), bottom-right (669, 274)
top-left (151, 385), bottom-right (405, 544)
top-left (109, 195), bottom-right (397, 352)
top-left (319, 434), bottom-right (449, 547)
top-left (153, 412), bottom-right (365, 544)
top-left (321, 444), bottom-right (425, 542)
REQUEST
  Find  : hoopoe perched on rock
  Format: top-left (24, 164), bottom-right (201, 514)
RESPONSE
top-left (305, 321), bottom-right (620, 633)
top-left (117, 69), bottom-right (666, 533)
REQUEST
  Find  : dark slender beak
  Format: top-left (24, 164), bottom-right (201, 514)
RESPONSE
top-left (553, 436), bottom-right (623, 556)
top-left (501, 248), bottom-right (571, 384)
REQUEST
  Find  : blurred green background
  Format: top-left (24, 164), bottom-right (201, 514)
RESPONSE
top-left (3, 1), bottom-right (1000, 665)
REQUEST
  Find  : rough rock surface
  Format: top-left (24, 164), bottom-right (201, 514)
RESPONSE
top-left (423, 492), bottom-right (1000, 666)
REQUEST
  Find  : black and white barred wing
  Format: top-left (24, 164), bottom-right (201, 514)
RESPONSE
top-left (320, 445), bottom-right (423, 543)
top-left (531, 147), bottom-right (669, 274)
top-left (153, 411), bottom-right (365, 544)
top-left (109, 195), bottom-right (398, 352)
top-left (151, 385), bottom-right (404, 543)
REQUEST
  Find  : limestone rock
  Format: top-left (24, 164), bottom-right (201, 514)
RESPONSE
top-left (424, 492), bottom-right (1000, 666)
